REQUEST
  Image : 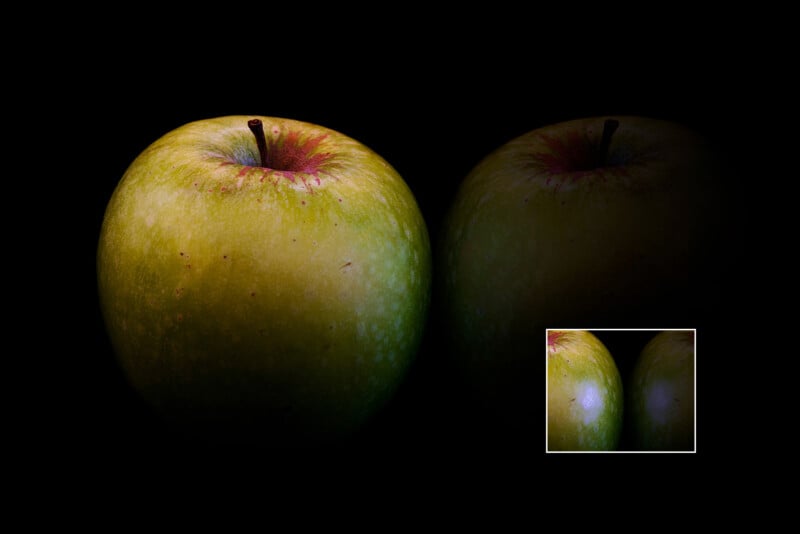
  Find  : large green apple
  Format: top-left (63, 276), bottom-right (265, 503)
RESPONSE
top-left (437, 116), bottom-right (720, 425)
top-left (629, 330), bottom-right (695, 451)
top-left (97, 115), bottom-right (431, 445)
top-left (547, 330), bottom-right (623, 451)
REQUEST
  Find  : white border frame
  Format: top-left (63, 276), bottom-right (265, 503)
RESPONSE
top-left (545, 328), bottom-right (697, 454)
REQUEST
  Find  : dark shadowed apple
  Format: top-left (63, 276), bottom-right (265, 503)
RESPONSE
top-left (97, 116), bottom-right (431, 445)
top-left (438, 116), bottom-right (721, 426)
top-left (629, 330), bottom-right (695, 451)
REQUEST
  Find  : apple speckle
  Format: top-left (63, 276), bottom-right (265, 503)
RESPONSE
top-left (250, 292), bottom-right (256, 297)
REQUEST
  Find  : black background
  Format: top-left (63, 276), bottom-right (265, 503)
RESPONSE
top-left (54, 13), bottom-right (753, 482)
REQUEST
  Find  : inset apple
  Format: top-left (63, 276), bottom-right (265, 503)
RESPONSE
top-left (629, 330), bottom-right (696, 451)
top-left (546, 329), bottom-right (623, 451)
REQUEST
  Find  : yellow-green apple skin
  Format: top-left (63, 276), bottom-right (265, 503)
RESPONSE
top-left (97, 116), bottom-right (431, 444)
top-left (629, 330), bottom-right (695, 451)
top-left (438, 116), bottom-right (719, 425)
top-left (547, 330), bottom-right (623, 451)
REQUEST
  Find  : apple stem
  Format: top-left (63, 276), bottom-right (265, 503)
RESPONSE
top-left (248, 119), bottom-right (269, 168)
top-left (597, 118), bottom-right (620, 166)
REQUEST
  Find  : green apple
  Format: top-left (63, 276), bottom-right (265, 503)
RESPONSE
top-left (629, 330), bottom-right (695, 451)
top-left (438, 116), bottom-right (720, 424)
top-left (97, 115), bottom-right (431, 445)
top-left (547, 330), bottom-right (623, 451)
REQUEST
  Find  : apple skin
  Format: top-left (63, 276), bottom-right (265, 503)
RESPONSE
top-left (547, 330), bottom-right (623, 451)
top-left (437, 116), bottom-right (720, 425)
top-left (97, 115), bottom-right (431, 445)
top-left (629, 330), bottom-right (695, 451)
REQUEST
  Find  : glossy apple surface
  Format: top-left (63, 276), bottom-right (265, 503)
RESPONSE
top-left (547, 330), bottom-right (623, 451)
top-left (97, 116), bottom-right (431, 444)
top-left (629, 330), bottom-right (695, 451)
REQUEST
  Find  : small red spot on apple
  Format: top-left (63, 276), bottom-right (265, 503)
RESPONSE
top-left (301, 200), bottom-right (306, 205)
top-left (177, 313), bottom-right (183, 322)
top-left (250, 292), bottom-right (256, 297)
top-left (338, 198), bottom-right (342, 203)
top-left (223, 255), bottom-right (227, 259)
top-left (180, 252), bottom-right (184, 256)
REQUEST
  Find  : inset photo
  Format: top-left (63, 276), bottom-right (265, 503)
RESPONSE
top-left (546, 329), bottom-right (696, 453)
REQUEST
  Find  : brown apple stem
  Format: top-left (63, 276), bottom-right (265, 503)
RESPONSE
top-left (248, 119), bottom-right (268, 168)
top-left (597, 118), bottom-right (620, 166)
